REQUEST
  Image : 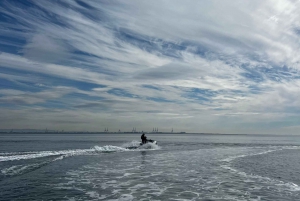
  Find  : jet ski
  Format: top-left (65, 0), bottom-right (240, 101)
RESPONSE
top-left (126, 139), bottom-right (157, 149)
top-left (140, 139), bottom-right (157, 146)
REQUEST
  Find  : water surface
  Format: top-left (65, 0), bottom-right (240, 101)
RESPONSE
top-left (1, 133), bottom-right (300, 200)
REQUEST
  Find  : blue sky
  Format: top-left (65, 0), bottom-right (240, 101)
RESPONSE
top-left (1, 0), bottom-right (300, 134)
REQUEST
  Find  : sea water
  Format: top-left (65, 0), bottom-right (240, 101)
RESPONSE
top-left (1, 133), bottom-right (300, 200)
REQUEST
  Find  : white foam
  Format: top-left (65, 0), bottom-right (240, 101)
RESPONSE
top-left (1, 163), bottom-right (43, 176)
top-left (138, 142), bottom-right (160, 150)
top-left (106, 194), bottom-right (134, 201)
top-left (121, 141), bottom-right (141, 148)
top-left (221, 149), bottom-right (278, 162)
top-left (221, 145), bottom-right (300, 163)
top-left (1, 165), bottom-right (24, 175)
top-left (94, 145), bottom-right (127, 152)
top-left (0, 145), bottom-right (131, 162)
top-left (0, 141), bottom-right (161, 163)
top-left (0, 149), bottom-right (90, 162)
top-left (1, 156), bottom-right (65, 176)
top-left (86, 191), bottom-right (108, 200)
top-left (123, 173), bottom-right (134, 177)
top-left (222, 163), bottom-right (300, 192)
top-left (122, 140), bottom-right (160, 150)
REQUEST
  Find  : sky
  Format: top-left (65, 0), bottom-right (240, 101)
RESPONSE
top-left (1, 0), bottom-right (300, 134)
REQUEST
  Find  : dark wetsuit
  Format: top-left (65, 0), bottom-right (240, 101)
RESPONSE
top-left (141, 134), bottom-right (147, 144)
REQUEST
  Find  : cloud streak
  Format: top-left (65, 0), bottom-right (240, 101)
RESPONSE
top-left (1, 0), bottom-right (300, 134)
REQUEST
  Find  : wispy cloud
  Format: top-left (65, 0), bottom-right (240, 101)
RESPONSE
top-left (1, 0), bottom-right (300, 133)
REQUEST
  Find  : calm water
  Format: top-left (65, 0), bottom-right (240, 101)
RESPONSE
top-left (1, 134), bottom-right (300, 200)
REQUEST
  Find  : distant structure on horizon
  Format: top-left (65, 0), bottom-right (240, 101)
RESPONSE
top-left (0, 127), bottom-right (187, 134)
top-left (152, 128), bottom-right (163, 133)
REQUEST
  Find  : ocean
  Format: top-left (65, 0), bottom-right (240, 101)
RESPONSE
top-left (1, 133), bottom-right (300, 201)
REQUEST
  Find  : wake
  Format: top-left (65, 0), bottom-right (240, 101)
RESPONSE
top-left (220, 146), bottom-right (300, 192)
top-left (0, 142), bottom-right (159, 163)
top-left (0, 142), bottom-right (160, 177)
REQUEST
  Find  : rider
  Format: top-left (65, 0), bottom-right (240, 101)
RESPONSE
top-left (141, 133), bottom-right (147, 144)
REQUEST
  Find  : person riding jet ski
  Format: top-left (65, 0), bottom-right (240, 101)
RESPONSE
top-left (141, 133), bottom-right (147, 144)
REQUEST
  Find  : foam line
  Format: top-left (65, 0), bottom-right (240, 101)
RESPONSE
top-left (0, 149), bottom-right (91, 162)
top-left (0, 143), bottom-right (160, 162)
top-left (221, 147), bottom-right (300, 192)
top-left (1, 155), bottom-right (68, 176)
top-left (221, 149), bottom-right (278, 162)
top-left (221, 145), bottom-right (300, 163)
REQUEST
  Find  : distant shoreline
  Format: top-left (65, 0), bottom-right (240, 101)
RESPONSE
top-left (0, 132), bottom-right (291, 135)
top-left (0, 132), bottom-right (189, 134)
